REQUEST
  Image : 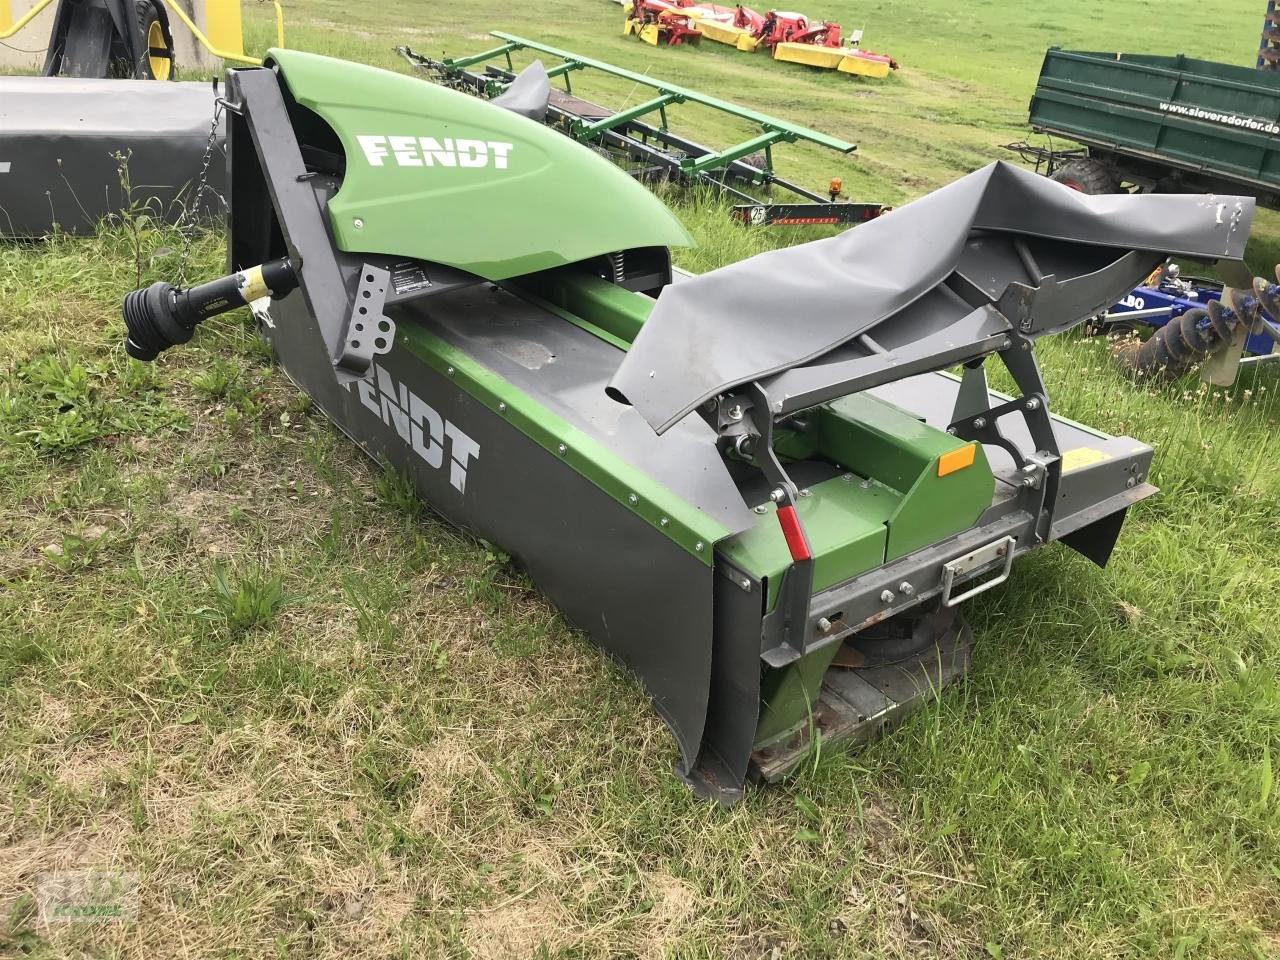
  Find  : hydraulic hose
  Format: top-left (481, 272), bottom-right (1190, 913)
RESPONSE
top-left (122, 259), bottom-right (298, 361)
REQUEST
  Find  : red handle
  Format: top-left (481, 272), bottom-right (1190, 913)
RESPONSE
top-left (776, 504), bottom-right (811, 562)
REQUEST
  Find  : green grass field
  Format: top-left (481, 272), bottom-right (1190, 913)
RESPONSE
top-left (2, 1), bottom-right (1279, 957)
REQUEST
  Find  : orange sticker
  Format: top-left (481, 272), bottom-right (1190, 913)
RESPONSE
top-left (937, 444), bottom-right (976, 477)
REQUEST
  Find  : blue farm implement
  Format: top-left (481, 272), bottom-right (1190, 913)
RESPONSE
top-left (1105, 265), bottom-right (1280, 382)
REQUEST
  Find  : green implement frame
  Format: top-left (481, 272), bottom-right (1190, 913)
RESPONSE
top-left (464, 31), bottom-right (855, 174)
top-left (408, 33), bottom-right (884, 226)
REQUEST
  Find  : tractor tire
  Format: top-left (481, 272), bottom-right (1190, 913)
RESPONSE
top-left (135, 0), bottom-right (174, 80)
top-left (1050, 158), bottom-right (1117, 195)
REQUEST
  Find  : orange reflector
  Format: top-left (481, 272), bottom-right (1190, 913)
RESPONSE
top-left (937, 444), bottom-right (976, 477)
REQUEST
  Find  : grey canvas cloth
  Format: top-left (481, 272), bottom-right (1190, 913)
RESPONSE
top-left (609, 160), bottom-right (1254, 433)
top-left (0, 76), bottom-right (224, 237)
top-left (491, 60), bottom-right (552, 121)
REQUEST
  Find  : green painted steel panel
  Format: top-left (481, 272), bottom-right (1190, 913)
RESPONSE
top-left (389, 317), bottom-right (730, 565)
top-left (817, 393), bottom-right (952, 489)
top-left (514, 270), bottom-right (653, 346)
top-left (755, 643), bottom-right (841, 747)
top-left (266, 49), bottom-right (690, 280)
top-left (718, 474), bottom-right (901, 605)
top-left (1029, 48), bottom-right (1280, 191)
top-left (814, 393), bottom-right (994, 563)
top-left (884, 443), bottom-right (993, 560)
top-left (744, 395), bottom-right (994, 748)
top-left (719, 392), bottom-right (993, 608)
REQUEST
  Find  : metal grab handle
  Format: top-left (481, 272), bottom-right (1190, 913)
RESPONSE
top-left (940, 535), bottom-right (1016, 607)
top-left (0, 0), bottom-right (283, 60)
top-left (159, 0), bottom-right (286, 66)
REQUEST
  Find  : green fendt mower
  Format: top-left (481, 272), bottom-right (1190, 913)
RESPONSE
top-left (120, 50), bottom-right (1256, 804)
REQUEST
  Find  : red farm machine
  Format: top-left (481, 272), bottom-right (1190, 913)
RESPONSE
top-left (624, 0), bottom-right (704, 46)
top-left (623, 0), bottom-right (898, 78)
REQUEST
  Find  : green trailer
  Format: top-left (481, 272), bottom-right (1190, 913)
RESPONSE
top-left (1017, 47), bottom-right (1280, 205)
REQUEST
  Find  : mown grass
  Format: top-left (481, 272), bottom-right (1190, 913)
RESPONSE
top-left (2, 1), bottom-right (1279, 958)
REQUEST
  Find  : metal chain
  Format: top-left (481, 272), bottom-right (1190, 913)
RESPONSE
top-left (177, 84), bottom-right (226, 288)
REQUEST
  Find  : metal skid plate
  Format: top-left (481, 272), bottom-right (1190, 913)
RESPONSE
top-left (751, 613), bottom-right (973, 783)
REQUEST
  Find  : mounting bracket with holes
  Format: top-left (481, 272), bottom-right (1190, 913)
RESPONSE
top-left (339, 265), bottom-right (397, 376)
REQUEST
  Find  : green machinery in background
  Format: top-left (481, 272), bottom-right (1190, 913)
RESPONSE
top-left (401, 33), bottom-right (887, 226)
top-left (1014, 2), bottom-right (1280, 196)
top-left (1015, 48), bottom-right (1280, 207)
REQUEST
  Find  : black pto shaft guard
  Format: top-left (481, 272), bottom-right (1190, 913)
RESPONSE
top-left (122, 258), bottom-right (297, 360)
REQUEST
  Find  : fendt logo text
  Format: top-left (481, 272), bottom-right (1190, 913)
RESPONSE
top-left (357, 135), bottom-right (514, 170)
top-left (349, 365), bottom-right (481, 494)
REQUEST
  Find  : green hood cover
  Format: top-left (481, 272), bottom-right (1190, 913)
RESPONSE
top-left (267, 49), bottom-right (691, 280)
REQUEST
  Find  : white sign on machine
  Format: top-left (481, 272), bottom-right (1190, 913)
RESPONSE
top-left (356, 135), bottom-right (515, 170)
top-left (348, 365), bottom-right (481, 494)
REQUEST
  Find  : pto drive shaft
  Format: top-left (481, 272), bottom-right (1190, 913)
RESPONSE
top-left (122, 259), bottom-right (298, 361)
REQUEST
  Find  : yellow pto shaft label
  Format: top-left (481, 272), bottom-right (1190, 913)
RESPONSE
top-left (1061, 447), bottom-right (1112, 473)
top-left (238, 265), bottom-right (270, 303)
